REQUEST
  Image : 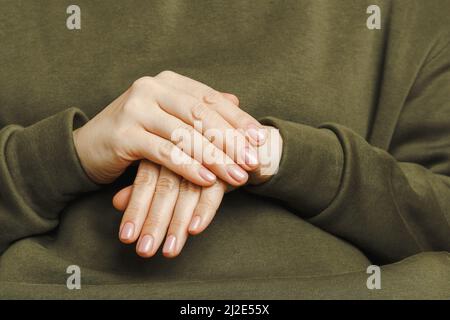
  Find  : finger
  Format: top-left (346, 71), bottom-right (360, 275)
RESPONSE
top-left (112, 185), bottom-right (133, 211)
top-left (151, 77), bottom-right (259, 170)
top-left (157, 90), bottom-right (258, 171)
top-left (162, 179), bottom-right (201, 258)
top-left (144, 111), bottom-right (249, 187)
top-left (208, 97), bottom-right (267, 146)
top-left (136, 167), bottom-right (181, 258)
top-left (156, 71), bottom-right (266, 146)
top-left (221, 92), bottom-right (240, 106)
top-left (136, 130), bottom-right (217, 187)
top-left (118, 161), bottom-right (159, 244)
top-left (188, 180), bottom-right (226, 235)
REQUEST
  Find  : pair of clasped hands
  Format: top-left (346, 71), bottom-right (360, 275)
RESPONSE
top-left (73, 71), bottom-right (282, 258)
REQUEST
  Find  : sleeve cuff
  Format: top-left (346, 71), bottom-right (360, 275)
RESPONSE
top-left (245, 117), bottom-right (344, 218)
top-left (5, 108), bottom-right (99, 218)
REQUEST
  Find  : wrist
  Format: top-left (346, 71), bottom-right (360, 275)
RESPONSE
top-left (73, 126), bottom-right (100, 184)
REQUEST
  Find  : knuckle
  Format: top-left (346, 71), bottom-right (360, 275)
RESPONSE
top-left (134, 169), bottom-right (156, 187)
top-left (179, 161), bottom-right (200, 175)
top-left (190, 102), bottom-right (210, 121)
top-left (157, 141), bottom-right (175, 161)
top-left (228, 94), bottom-right (240, 106)
top-left (169, 218), bottom-right (186, 230)
top-left (155, 176), bottom-right (179, 194)
top-left (144, 213), bottom-right (163, 229)
top-left (132, 76), bottom-right (157, 90)
top-left (195, 197), bottom-right (216, 215)
top-left (124, 202), bottom-right (142, 217)
top-left (156, 70), bottom-right (177, 80)
top-left (195, 203), bottom-right (214, 217)
top-left (179, 179), bottom-right (200, 193)
top-left (202, 193), bottom-right (217, 208)
top-left (121, 99), bottom-right (140, 116)
top-left (172, 123), bottom-right (194, 144)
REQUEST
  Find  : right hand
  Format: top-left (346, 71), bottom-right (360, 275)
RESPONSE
top-left (112, 160), bottom-right (227, 258)
top-left (73, 71), bottom-right (267, 187)
top-left (110, 126), bottom-right (282, 258)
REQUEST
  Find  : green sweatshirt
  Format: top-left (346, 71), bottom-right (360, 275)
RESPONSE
top-left (0, 0), bottom-right (449, 299)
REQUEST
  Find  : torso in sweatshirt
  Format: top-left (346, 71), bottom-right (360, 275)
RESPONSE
top-left (0, 0), bottom-right (449, 298)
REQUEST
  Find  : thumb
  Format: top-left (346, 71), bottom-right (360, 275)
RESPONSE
top-left (112, 185), bottom-right (133, 211)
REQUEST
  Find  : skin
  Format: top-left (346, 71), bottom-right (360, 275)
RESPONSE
top-left (73, 71), bottom-right (267, 187)
top-left (113, 162), bottom-right (227, 258)
top-left (74, 71), bottom-right (282, 258)
top-left (112, 125), bottom-right (283, 258)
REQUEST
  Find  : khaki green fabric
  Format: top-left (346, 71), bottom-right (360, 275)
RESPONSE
top-left (0, 0), bottom-right (449, 299)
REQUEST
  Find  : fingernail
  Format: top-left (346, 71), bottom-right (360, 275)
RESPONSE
top-left (227, 165), bottom-right (248, 182)
top-left (199, 167), bottom-right (216, 183)
top-left (137, 235), bottom-right (154, 254)
top-left (247, 124), bottom-right (266, 144)
top-left (244, 146), bottom-right (259, 166)
top-left (163, 235), bottom-right (177, 254)
top-left (120, 222), bottom-right (134, 241)
top-left (189, 216), bottom-right (202, 232)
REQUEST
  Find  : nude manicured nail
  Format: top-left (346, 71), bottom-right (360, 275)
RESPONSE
top-left (244, 146), bottom-right (259, 166)
top-left (137, 235), bottom-right (154, 254)
top-left (227, 165), bottom-right (248, 182)
top-left (163, 235), bottom-right (177, 254)
top-left (189, 216), bottom-right (202, 232)
top-left (199, 167), bottom-right (216, 183)
top-left (120, 222), bottom-right (134, 241)
top-left (247, 124), bottom-right (266, 144)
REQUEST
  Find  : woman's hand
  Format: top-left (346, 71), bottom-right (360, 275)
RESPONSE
top-left (112, 125), bottom-right (282, 258)
top-left (73, 71), bottom-right (267, 187)
top-left (112, 160), bottom-right (226, 258)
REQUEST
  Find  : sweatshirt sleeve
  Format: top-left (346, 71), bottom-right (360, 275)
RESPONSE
top-left (0, 108), bottom-right (99, 254)
top-left (246, 41), bottom-right (450, 264)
